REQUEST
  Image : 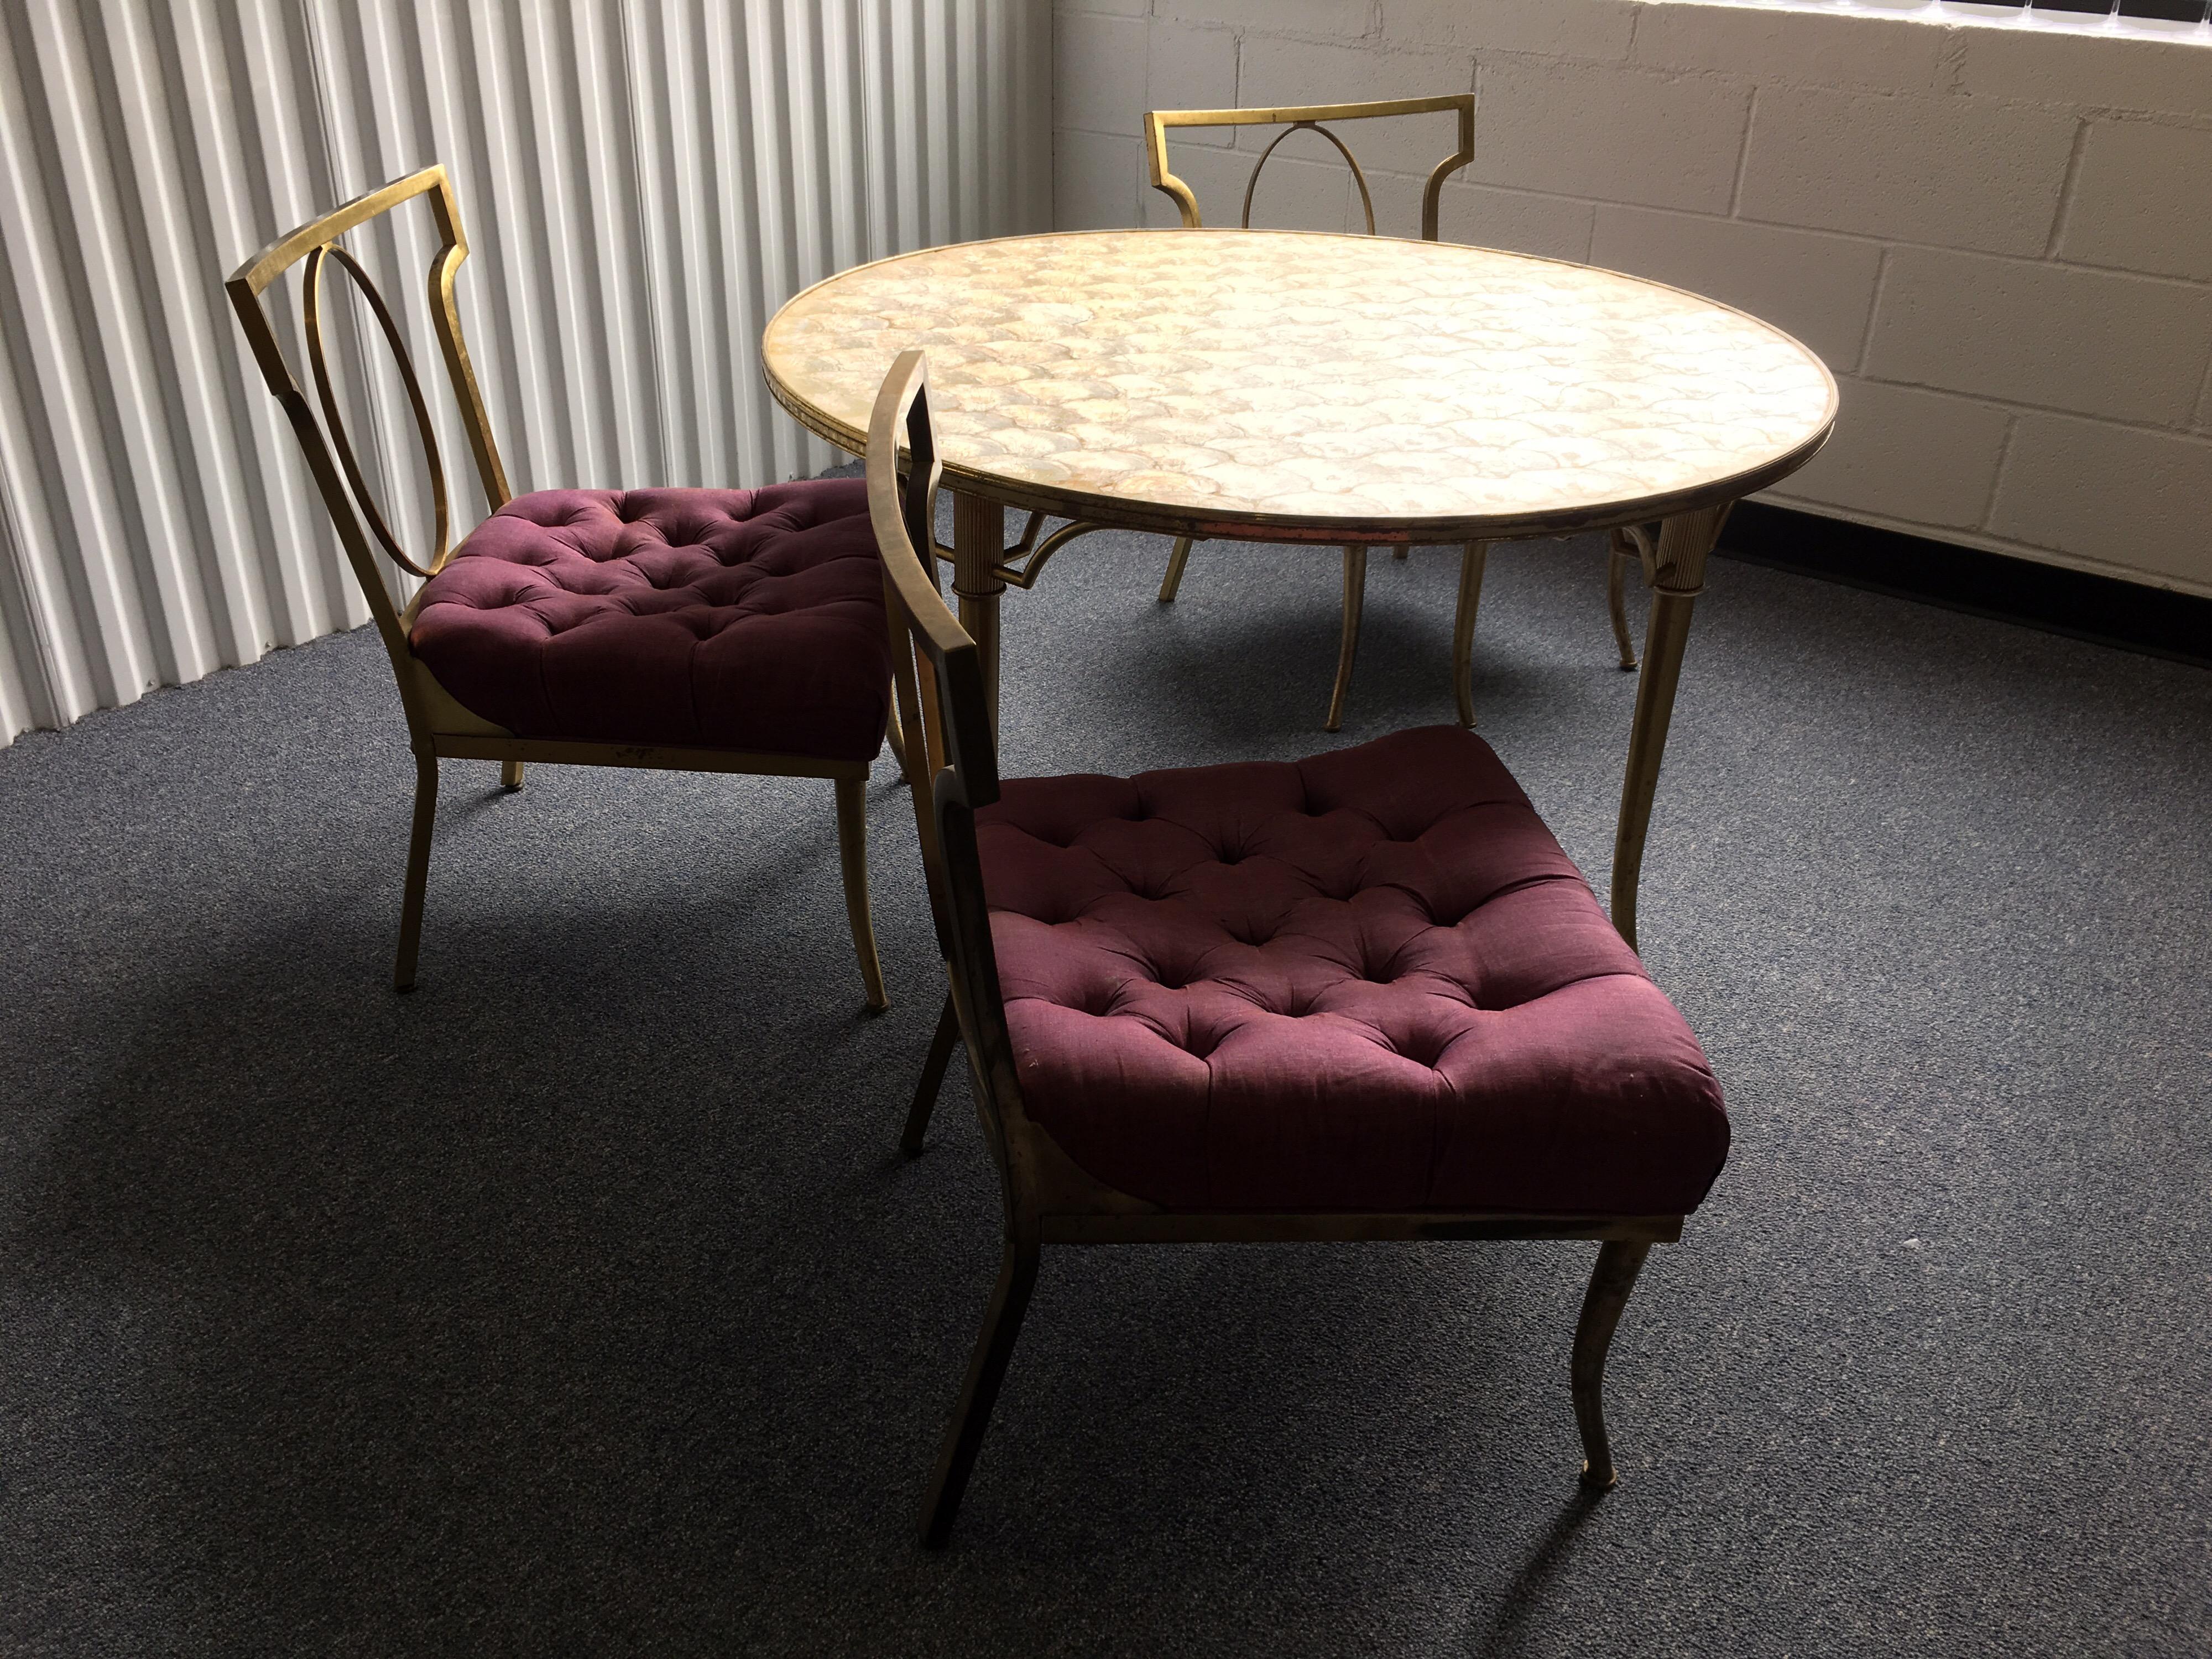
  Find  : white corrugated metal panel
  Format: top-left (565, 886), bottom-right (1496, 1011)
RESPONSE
top-left (0, 0), bottom-right (1051, 745)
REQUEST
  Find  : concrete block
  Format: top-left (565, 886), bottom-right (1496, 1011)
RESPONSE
top-left (1379, 0), bottom-right (1636, 60)
top-left (2058, 119), bottom-right (2212, 283)
top-left (1632, 2), bottom-right (1950, 93)
top-left (1590, 206), bottom-right (1882, 372)
top-left (1141, 140), bottom-right (1353, 232)
top-left (1738, 87), bottom-right (2077, 257)
top-left (1866, 247), bottom-right (2212, 426)
top-left (1357, 172), bottom-right (1593, 260)
top-left (1146, 24), bottom-right (1239, 145)
top-left (1989, 414), bottom-right (2212, 589)
top-left (1952, 22), bottom-right (2212, 119)
top-left (1055, 129), bottom-right (1143, 230)
top-left (1469, 59), bottom-right (1750, 213)
top-left (1766, 378), bottom-right (2008, 530)
top-left (1056, 12), bottom-right (1147, 137)
top-left (1155, 0), bottom-right (1378, 38)
top-left (1236, 36), bottom-right (1477, 178)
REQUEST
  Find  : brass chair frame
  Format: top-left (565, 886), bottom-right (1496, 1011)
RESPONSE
top-left (227, 165), bottom-right (886, 1005)
top-left (1144, 97), bottom-right (1645, 728)
top-left (870, 348), bottom-right (1682, 1548)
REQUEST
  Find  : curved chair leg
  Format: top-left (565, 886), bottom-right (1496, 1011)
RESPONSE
top-left (920, 1237), bottom-right (1041, 1548)
top-left (1606, 531), bottom-right (1640, 671)
top-left (834, 774), bottom-right (890, 1013)
top-left (884, 696), bottom-right (909, 782)
top-left (903, 992), bottom-right (961, 1156)
top-left (394, 753), bottom-right (439, 993)
top-left (1571, 1239), bottom-right (1652, 1490)
top-left (1324, 545), bottom-right (1367, 733)
top-left (1452, 540), bottom-right (1490, 729)
top-left (499, 759), bottom-right (524, 790)
top-left (1157, 535), bottom-right (1196, 603)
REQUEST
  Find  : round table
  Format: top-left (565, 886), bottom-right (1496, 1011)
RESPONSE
top-left (762, 229), bottom-right (1837, 946)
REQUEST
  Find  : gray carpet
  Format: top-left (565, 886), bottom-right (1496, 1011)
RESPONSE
top-left (2, 516), bottom-right (2208, 1657)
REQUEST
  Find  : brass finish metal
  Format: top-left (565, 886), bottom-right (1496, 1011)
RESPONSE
top-left (904, 993), bottom-right (962, 1157)
top-left (869, 352), bottom-right (1687, 1547)
top-left (397, 753), bottom-right (439, 993)
top-left (1606, 528), bottom-right (1641, 671)
top-left (228, 165), bottom-right (890, 1004)
top-left (994, 519), bottom-right (1112, 591)
top-left (301, 242), bottom-right (453, 580)
top-left (1144, 95), bottom-right (1474, 243)
top-left (952, 492), bottom-right (1007, 740)
top-left (1453, 541), bottom-right (1490, 729)
top-left (1158, 536), bottom-right (1196, 603)
top-left (1610, 504), bottom-right (1729, 953)
top-left (921, 1236), bottom-right (1040, 1548)
top-left (1325, 546), bottom-right (1366, 733)
top-left (1240, 120), bottom-right (1379, 235)
top-left (1572, 1240), bottom-right (1652, 1488)
top-left (836, 774), bottom-right (889, 1013)
top-left (927, 510), bottom-right (1114, 594)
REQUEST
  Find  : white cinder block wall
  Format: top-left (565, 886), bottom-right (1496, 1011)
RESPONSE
top-left (1052, 0), bottom-right (2212, 596)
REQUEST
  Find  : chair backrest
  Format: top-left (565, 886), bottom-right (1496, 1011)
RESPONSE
top-left (226, 165), bottom-right (510, 670)
top-left (867, 351), bottom-right (1015, 1095)
top-left (1144, 95), bottom-right (1474, 241)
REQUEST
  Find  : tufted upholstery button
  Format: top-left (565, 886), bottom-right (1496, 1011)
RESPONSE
top-left (409, 480), bottom-right (889, 760)
top-left (983, 726), bottom-right (1729, 1214)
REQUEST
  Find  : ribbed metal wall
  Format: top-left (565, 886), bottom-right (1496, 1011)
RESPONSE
top-left (0, 0), bottom-right (1051, 745)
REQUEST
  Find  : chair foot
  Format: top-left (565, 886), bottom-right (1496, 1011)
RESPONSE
top-left (499, 759), bottom-right (524, 790)
top-left (904, 992), bottom-right (961, 1156)
top-left (834, 775), bottom-right (890, 1013)
top-left (394, 754), bottom-right (438, 992)
top-left (1157, 536), bottom-right (1196, 603)
top-left (1571, 1239), bottom-right (1651, 1490)
top-left (1452, 541), bottom-right (1489, 729)
top-left (1607, 531), bottom-right (1640, 671)
top-left (920, 1237), bottom-right (1040, 1548)
top-left (1324, 545), bottom-right (1366, 733)
top-left (1392, 546), bottom-right (1408, 561)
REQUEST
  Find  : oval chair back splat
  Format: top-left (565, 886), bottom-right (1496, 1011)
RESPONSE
top-left (227, 165), bottom-right (894, 1004)
top-left (870, 348), bottom-right (1734, 1548)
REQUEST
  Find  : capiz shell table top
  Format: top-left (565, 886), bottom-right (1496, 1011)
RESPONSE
top-left (763, 229), bottom-right (1837, 541)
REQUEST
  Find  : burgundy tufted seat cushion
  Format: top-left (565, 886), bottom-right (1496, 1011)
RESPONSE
top-left (409, 481), bottom-right (889, 761)
top-left (981, 726), bottom-right (1729, 1216)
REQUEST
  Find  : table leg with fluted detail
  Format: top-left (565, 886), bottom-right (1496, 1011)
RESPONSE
top-left (952, 492), bottom-right (1006, 738)
top-left (1610, 502), bottom-right (1730, 953)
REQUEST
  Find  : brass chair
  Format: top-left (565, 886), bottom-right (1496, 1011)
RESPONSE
top-left (227, 165), bottom-right (891, 1005)
top-left (1144, 97), bottom-right (1646, 730)
top-left (870, 349), bottom-right (1732, 1547)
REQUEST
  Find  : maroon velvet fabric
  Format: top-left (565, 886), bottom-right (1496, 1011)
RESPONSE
top-left (409, 482), bottom-right (889, 761)
top-left (981, 727), bottom-right (1729, 1215)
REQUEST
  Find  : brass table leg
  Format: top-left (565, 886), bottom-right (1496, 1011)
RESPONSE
top-left (1324, 545), bottom-right (1367, 733)
top-left (1451, 540), bottom-right (1489, 729)
top-left (1610, 503), bottom-right (1729, 953)
top-left (952, 491), bottom-right (1006, 739)
top-left (1605, 527), bottom-right (1640, 671)
top-left (1157, 535), bottom-right (1196, 602)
